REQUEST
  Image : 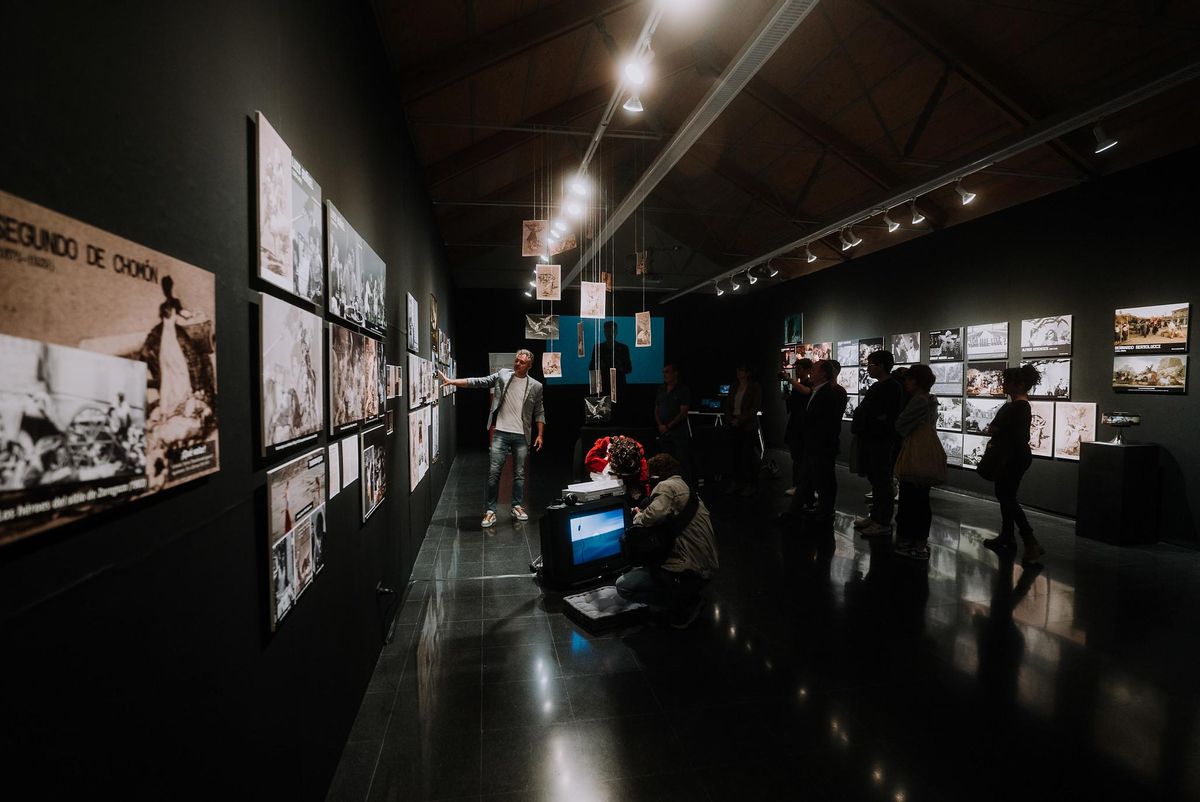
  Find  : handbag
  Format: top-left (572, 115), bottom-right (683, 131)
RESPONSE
top-left (975, 439), bottom-right (1007, 481)
top-left (584, 394), bottom-right (612, 424)
top-left (893, 423), bottom-right (947, 486)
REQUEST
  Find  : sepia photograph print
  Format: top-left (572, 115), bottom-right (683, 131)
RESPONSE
top-left (938, 431), bottom-right (964, 467)
top-left (430, 294), bottom-right (439, 341)
top-left (1054, 401), bottom-right (1096, 461)
top-left (842, 395), bottom-right (859, 422)
top-left (543, 351), bottom-right (562, 378)
top-left (577, 321), bottom-right (585, 358)
top-left (858, 337), bottom-right (884, 365)
top-left (522, 219), bottom-right (548, 257)
top-left (581, 281), bottom-right (606, 319)
top-left (781, 347), bottom-right (797, 370)
top-left (364, 336), bottom-right (384, 420)
top-left (525, 314), bottom-right (559, 340)
top-left (802, 342), bottom-right (832, 362)
top-left (409, 408), bottom-right (429, 491)
top-left (0, 190), bottom-right (219, 544)
top-left (406, 293), bottom-right (419, 353)
top-left (964, 398), bottom-right (1004, 434)
top-left (635, 311), bottom-right (651, 347)
top-left (1112, 354), bottom-right (1188, 393)
top-left (267, 446), bottom-right (325, 628)
top-left (963, 434), bottom-right (991, 471)
top-left (936, 396), bottom-right (963, 432)
top-left (967, 322), bottom-right (1009, 360)
top-left (783, 314), bottom-right (803, 345)
top-left (1027, 359), bottom-right (1071, 399)
top-left (1114, 302), bottom-right (1189, 354)
top-left (536, 264), bottom-right (562, 300)
top-left (926, 328), bottom-right (963, 362)
top-left (837, 365), bottom-right (859, 395)
top-left (431, 404), bottom-right (440, 463)
top-left (1029, 401), bottom-right (1054, 458)
top-left (891, 332), bottom-right (920, 364)
top-left (1021, 316), bottom-right (1072, 357)
top-left (966, 361), bottom-right (1007, 397)
top-left (260, 294), bottom-right (323, 454)
top-left (407, 352), bottom-right (423, 409)
top-left (551, 232), bottom-right (577, 256)
top-left (836, 340), bottom-right (857, 368)
top-left (360, 423), bottom-right (386, 522)
top-left (329, 323), bottom-right (367, 432)
top-left (931, 362), bottom-right (964, 397)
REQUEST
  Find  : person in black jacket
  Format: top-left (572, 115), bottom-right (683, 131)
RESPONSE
top-left (984, 364), bottom-right (1045, 564)
top-left (796, 359), bottom-right (846, 521)
top-left (782, 358), bottom-right (814, 499)
top-left (852, 350), bottom-right (904, 537)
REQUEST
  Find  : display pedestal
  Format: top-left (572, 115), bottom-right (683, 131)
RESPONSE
top-left (1075, 442), bottom-right (1160, 545)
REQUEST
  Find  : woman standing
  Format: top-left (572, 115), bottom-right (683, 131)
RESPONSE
top-left (984, 365), bottom-right (1045, 563)
top-left (893, 365), bottom-right (939, 560)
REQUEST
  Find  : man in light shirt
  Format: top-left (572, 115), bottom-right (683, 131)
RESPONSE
top-left (440, 350), bottom-right (545, 529)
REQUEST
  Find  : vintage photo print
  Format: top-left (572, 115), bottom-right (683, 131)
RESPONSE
top-left (535, 264), bottom-right (561, 301)
top-left (1113, 354), bottom-right (1187, 393)
top-left (310, 504), bottom-right (326, 576)
top-left (931, 362), bottom-right (964, 397)
top-left (430, 293), bottom-right (439, 340)
top-left (781, 347), bottom-right (798, 370)
top-left (963, 398), bottom-right (1004, 434)
top-left (802, 342), bottom-right (832, 362)
top-left (260, 294), bottom-right (323, 454)
top-left (1054, 401), bottom-right (1096, 461)
top-left (836, 340), bottom-right (857, 368)
top-left (966, 361), bottom-right (1007, 397)
top-left (326, 202), bottom-right (385, 334)
top-left (431, 404), bottom-right (440, 463)
top-left (1029, 401), bottom-right (1054, 458)
top-left (891, 332), bottom-right (920, 364)
top-left (406, 293), bottom-right (419, 353)
top-left (329, 323), bottom-right (366, 432)
top-left (926, 328), bottom-right (963, 362)
top-left (1114, 303), bottom-right (1189, 354)
top-left (521, 219), bottom-right (548, 257)
top-left (271, 529), bottom-right (296, 625)
top-left (577, 321), bottom-right (585, 358)
top-left (858, 337), bottom-right (884, 365)
top-left (836, 365), bottom-right (859, 395)
top-left (267, 447), bottom-right (325, 628)
top-left (543, 351), bottom-right (562, 378)
top-left (635, 311), bottom-right (651, 348)
top-left (935, 396), bottom-right (963, 432)
top-left (1027, 359), bottom-right (1071, 399)
top-left (783, 314), bottom-right (803, 345)
top-left (858, 367), bottom-right (876, 393)
top-left (407, 352), bottom-right (423, 409)
top-left (340, 433), bottom-right (360, 485)
top-left (966, 322), bottom-right (1009, 361)
top-left (366, 336), bottom-right (384, 420)
top-left (0, 190), bottom-right (219, 544)
top-left (580, 281), bottom-right (606, 319)
top-left (552, 232), bottom-right (577, 256)
top-left (360, 423), bottom-right (386, 522)
top-left (842, 394), bottom-right (859, 422)
top-left (962, 434), bottom-right (991, 471)
top-left (525, 314), bottom-right (559, 340)
top-left (408, 408), bottom-right (429, 491)
top-left (938, 431), bottom-right (964, 467)
top-left (1021, 316), bottom-right (1072, 357)
top-left (386, 408), bottom-right (394, 435)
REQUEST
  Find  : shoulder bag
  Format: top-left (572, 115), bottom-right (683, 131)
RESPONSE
top-left (894, 422), bottom-right (948, 486)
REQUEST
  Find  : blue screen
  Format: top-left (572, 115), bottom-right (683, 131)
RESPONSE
top-left (569, 506), bottom-right (625, 565)
top-left (546, 315), bottom-right (665, 386)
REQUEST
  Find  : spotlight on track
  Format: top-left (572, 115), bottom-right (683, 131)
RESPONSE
top-left (524, 289), bottom-right (532, 297)
top-left (622, 94), bottom-right (644, 113)
top-left (805, 246), bottom-right (817, 264)
top-left (748, 267), bottom-right (758, 285)
top-left (551, 219), bottom-right (566, 233)
top-left (882, 208), bottom-right (900, 233)
top-left (909, 200), bottom-right (926, 225)
top-left (564, 199), bottom-right (584, 218)
top-left (568, 175), bottom-right (589, 196)
top-left (767, 260), bottom-right (779, 278)
top-left (624, 59), bottom-right (647, 86)
top-left (955, 178), bottom-right (976, 206)
top-left (715, 280), bottom-right (724, 297)
top-left (529, 280), bottom-right (537, 288)
top-left (1092, 124), bottom-right (1118, 154)
top-left (841, 227), bottom-right (862, 251)
top-left (730, 275), bottom-right (741, 291)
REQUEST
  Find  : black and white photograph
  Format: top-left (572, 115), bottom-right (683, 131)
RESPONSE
top-left (1021, 316), bottom-right (1072, 357)
top-left (581, 281), bottom-right (606, 319)
top-left (783, 314), bottom-right (803, 345)
top-left (938, 431), bottom-right (964, 467)
top-left (543, 351), bottom-right (562, 378)
top-left (926, 328), bottom-right (963, 362)
top-left (326, 201), bottom-right (385, 333)
top-left (859, 367), bottom-right (876, 393)
top-left (966, 361), bottom-right (1007, 397)
top-left (521, 219), bottom-right (548, 257)
top-left (802, 342), bottom-right (832, 362)
top-left (271, 530), bottom-right (296, 625)
top-left (842, 394), bottom-right (859, 422)
top-left (329, 323), bottom-right (367, 432)
top-left (0, 190), bottom-right (219, 544)
top-left (1112, 355), bottom-right (1188, 393)
top-left (1029, 401), bottom-right (1054, 458)
top-left (836, 340), bottom-right (857, 368)
top-left (781, 347), bottom-right (797, 369)
top-left (409, 407), bottom-right (429, 491)
top-left (935, 396), bottom-right (962, 432)
top-left (360, 423), bottom-right (386, 522)
top-left (966, 322), bottom-right (1009, 360)
top-left (858, 337), bottom-right (884, 365)
top-left (836, 365), bottom-right (858, 395)
top-left (267, 446), bottom-right (325, 628)
top-left (931, 362), bottom-right (964, 396)
top-left (260, 294), bottom-right (323, 453)
top-left (310, 504), bottom-right (326, 576)
top-left (406, 292), bottom-right (419, 353)
top-left (1027, 359), bottom-right (1071, 399)
top-left (964, 398), bottom-right (1004, 434)
top-left (1114, 302), bottom-right (1189, 354)
top-left (361, 244), bottom-right (386, 336)
top-left (430, 294), bottom-right (439, 342)
top-left (536, 264), bottom-right (561, 301)
top-left (292, 510), bottom-right (314, 593)
top-left (963, 434), bottom-right (991, 471)
top-left (635, 311), bottom-right (651, 347)
top-left (407, 352), bottom-right (423, 409)
top-left (1054, 401), bottom-right (1096, 461)
top-left (431, 404), bottom-right (440, 464)
top-left (891, 332), bottom-right (920, 364)
top-left (366, 336), bottom-right (384, 420)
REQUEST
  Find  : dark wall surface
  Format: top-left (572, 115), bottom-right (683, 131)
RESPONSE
top-left (721, 147), bottom-right (1200, 544)
top-left (0, 1), bottom-right (454, 798)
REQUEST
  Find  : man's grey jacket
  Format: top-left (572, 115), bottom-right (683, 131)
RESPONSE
top-left (465, 368), bottom-right (546, 444)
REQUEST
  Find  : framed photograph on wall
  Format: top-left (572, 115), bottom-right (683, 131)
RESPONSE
top-left (406, 293), bottom-right (419, 353)
top-left (966, 361), bottom-right (1007, 397)
top-left (967, 322), bottom-right (1009, 360)
top-left (1112, 355), bottom-right (1188, 394)
top-left (890, 332), bottom-right (920, 364)
top-left (858, 337), bottom-right (884, 365)
top-left (936, 396), bottom-right (963, 432)
top-left (1054, 401), bottom-right (1096, 460)
top-left (783, 314), bottom-right (803, 345)
top-left (938, 431), bottom-right (964, 467)
top-left (1114, 303), bottom-right (1189, 354)
top-left (260, 294), bottom-right (324, 455)
top-left (927, 328), bottom-right (963, 362)
top-left (836, 340), bottom-right (857, 368)
top-left (329, 323), bottom-right (366, 433)
top-left (837, 365), bottom-right (859, 395)
top-left (842, 394), bottom-right (859, 422)
top-left (931, 362), bottom-right (963, 396)
top-left (1027, 359), bottom-right (1071, 399)
top-left (963, 397), bottom-right (1004, 434)
top-left (1021, 316), bottom-right (1072, 357)
top-left (360, 423), bottom-right (386, 522)
top-left (962, 434), bottom-right (991, 471)
top-left (266, 447), bottom-right (326, 629)
top-left (1029, 401), bottom-right (1054, 458)
top-left (801, 342), bottom-right (832, 362)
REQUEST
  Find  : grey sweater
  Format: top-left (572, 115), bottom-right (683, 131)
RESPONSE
top-left (895, 392), bottom-right (937, 436)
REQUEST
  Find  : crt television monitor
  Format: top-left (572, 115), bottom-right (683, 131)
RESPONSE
top-left (538, 497), bottom-right (630, 588)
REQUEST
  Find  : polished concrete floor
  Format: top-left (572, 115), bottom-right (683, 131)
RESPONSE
top-left (327, 449), bottom-right (1200, 801)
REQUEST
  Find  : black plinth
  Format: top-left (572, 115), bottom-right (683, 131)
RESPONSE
top-left (1075, 441), bottom-right (1160, 545)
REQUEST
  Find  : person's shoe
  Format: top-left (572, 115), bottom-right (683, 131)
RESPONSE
top-left (983, 536), bottom-right (1015, 551)
top-left (784, 486), bottom-right (797, 496)
top-left (511, 505), bottom-right (529, 522)
top-left (481, 511), bottom-right (497, 528)
top-left (670, 597), bottom-right (706, 629)
top-left (895, 540), bottom-right (930, 561)
top-left (852, 515), bottom-right (871, 529)
top-left (1022, 542), bottom-right (1046, 564)
top-left (859, 521), bottom-right (892, 538)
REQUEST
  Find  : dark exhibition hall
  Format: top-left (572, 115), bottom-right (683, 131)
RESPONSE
top-left (4, 1), bottom-right (1200, 800)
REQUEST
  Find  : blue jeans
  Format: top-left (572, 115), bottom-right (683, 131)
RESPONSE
top-left (615, 566), bottom-right (706, 610)
top-left (487, 430), bottom-right (528, 512)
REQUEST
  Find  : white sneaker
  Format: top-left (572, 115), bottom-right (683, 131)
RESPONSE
top-left (784, 486), bottom-right (797, 496)
top-left (852, 515), bottom-right (871, 529)
top-left (481, 511), bottom-right (497, 528)
top-left (511, 505), bottom-right (529, 522)
top-left (859, 521), bottom-right (892, 538)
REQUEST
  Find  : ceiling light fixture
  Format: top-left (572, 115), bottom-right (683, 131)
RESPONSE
top-left (551, 219), bottom-right (565, 233)
top-left (624, 60), bottom-right (647, 86)
top-left (730, 275), bottom-right (741, 291)
top-left (748, 267), bottom-right (758, 285)
top-left (882, 208), bottom-right (899, 233)
top-left (529, 280), bottom-right (537, 287)
top-left (622, 94), bottom-right (644, 113)
top-left (767, 260), bottom-right (779, 277)
top-left (909, 200), bottom-right (926, 225)
top-left (805, 246), bottom-right (817, 264)
top-left (955, 179), bottom-right (976, 206)
top-left (841, 227), bottom-right (862, 250)
top-left (715, 280), bottom-right (724, 297)
top-left (524, 289), bottom-right (532, 297)
top-left (568, 175), bottom-right (589, 196)
top-left (1092, 124), bottom-right (1118, 154)
top-left (564, 199), bottom-right (584, 218)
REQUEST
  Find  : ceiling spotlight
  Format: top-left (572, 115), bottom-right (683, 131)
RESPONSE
top-left (529, 280), bottom-right (537, 287)
top-left (564, 199), bottom-right (584, 218)
top-left (715, 280), bottom-right (724, 297)
top-left (748, 267), bottom-right (758, 285)
top-left (523, 289), bottom-right (532, 297)
top-left (882, 209), bottom-right (900, 233)
top-left (568, 175), bottom-right (589, 196)
top-left (1092, 124), bottom-right (1118, 154)
top-left (955, 179), bottom-right (976, 206)
top-left (730, 275), bottom-right (741, 291)
top-left (624, 59), bottom-right (647, 87)
top-left (805, 246), bottom-right (817, 264)
top-left (909, 200), bottom-right (926, 225)
top-left (622, 94), bottom-right (644, 113)
top-left (551, 219), bottom-right (565, 233)
top-left (767, 260), bottom-right (779, 277)
top-left (840, 227), bottom-right (862, 250)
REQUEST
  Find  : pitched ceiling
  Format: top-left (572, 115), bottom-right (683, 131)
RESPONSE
top-left (370, 0), bottom-right (1200, 295)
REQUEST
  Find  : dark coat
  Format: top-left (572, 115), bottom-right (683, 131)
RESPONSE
top-left (801, 383), bottom-right (845, 457)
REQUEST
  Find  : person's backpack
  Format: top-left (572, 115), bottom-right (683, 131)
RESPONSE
top-left (620, 486), bottom-right (700, 566)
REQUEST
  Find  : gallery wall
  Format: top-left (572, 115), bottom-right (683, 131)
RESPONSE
top-left (724, 147), bottom-right (1200, 545)
top-left (0, 0), bottom-right (455, 798)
